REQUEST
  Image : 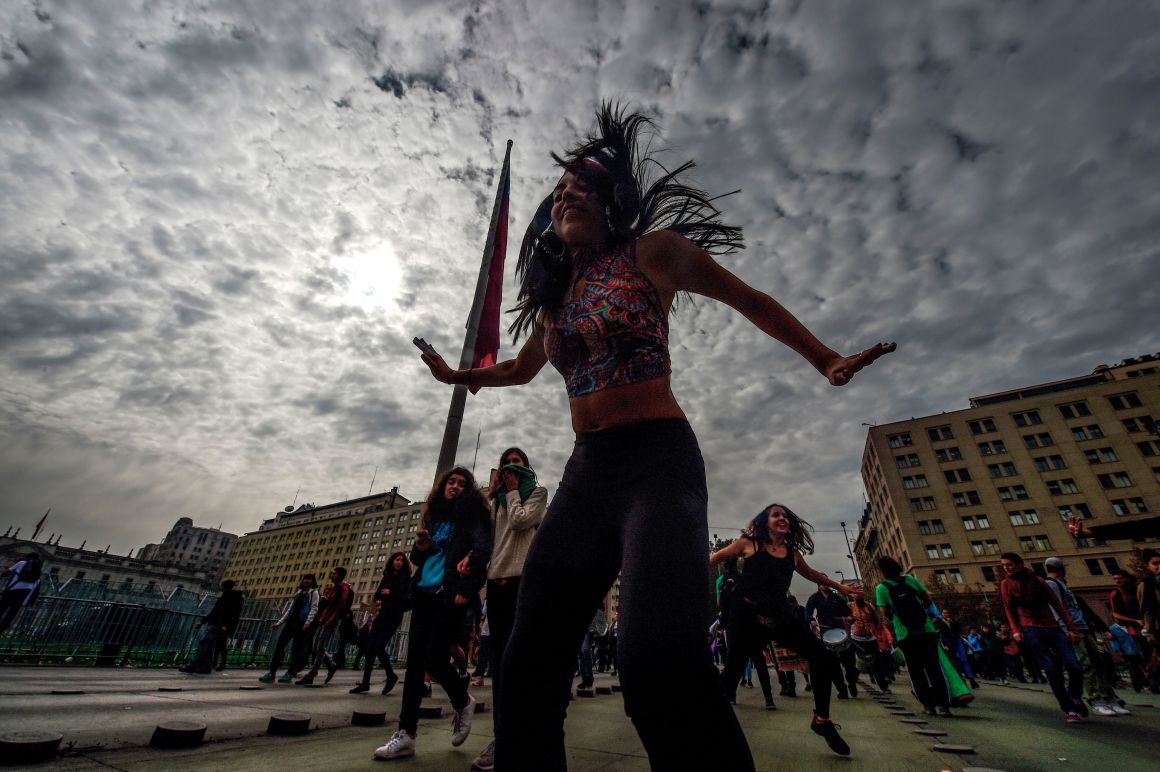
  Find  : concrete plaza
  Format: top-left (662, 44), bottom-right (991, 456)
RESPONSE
top-left (0, 665), bottom-right (1157, 771)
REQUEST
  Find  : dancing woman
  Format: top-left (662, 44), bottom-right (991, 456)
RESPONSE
top-left (417, 103), bottom-right (893, 771)
top-left (350, 552), bottom-right (411, 695)
top-left (375, 468), bottom-right (492, 760)
top-left (472, 447), bottom-right (548, 772)
top-left (710, 504), bottom-right (861, 755)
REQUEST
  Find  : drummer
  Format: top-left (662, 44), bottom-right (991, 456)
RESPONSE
top-left (710, 504), bottom-right (862, 756)
top-left (806, 578), bottom-right (861, 699)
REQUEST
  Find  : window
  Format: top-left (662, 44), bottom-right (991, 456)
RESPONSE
top-left (1012, 409), bottom-right (1043, 427)
top-left (888, 432), bottom-right (913, 449)
top-left (927, 426), bottom-right (954, 442)
top-left (896, 453), bottom-right (921, 468)
top-left (979, 440), bottom-right (1008, 455)
top-left (386, 515), bottom-right (396, 523)
top-left (1009, 511), bottom-right (1024, 526)
top-left (983, 539), bottom-right (1000, 555)
top-left (1098, 471), bottom-right (1134, 489)
top-left (949, 568), bottom-right (963, 583)
top-left (977, 514), bottom-right (991, 529)
top-left (926, 545), bottom-right (940, 559)
top-left (374, 517), bottom-right (384, 526)
top-left (903, 474), bottom-right (929, 489)
top-left (1058, 401), bottom-right (1092, 419)
top-left (930, 519), bottom-right (945, 534)
top-left (971, 540), bottom-right (984, 556)
top-left (1122, 416), bottom-right (1156, 433)
top-left (936, 446), bottom-right (963, 462)
top-left (1102, 557), bottom-right (1121, 573)
top-left (997, 485), bottom-right (1029, 501)
top-left (944, 468), bottom-right (972, 484)
top-left (909, 496), bottom-right (937, 512)
top-left (1033, 455), bottom-right (1066, 472)
top-left (1137, 440), bottom-right (1160, 457)
top-left (940, 544), bottom-right (954, 558)
top-left (1071, 424), bottom-right (1104, 441)
top-left (1023, 433), bottom-right (1054, 449)
top-left (953, 490), bottom-right (982, 506)
top-left (919, 521), bottom-right (932, 535)
top-left (360, 533), bottom-right (368, 540)
top-left (982, 566), bottom-right (997, 582)
top-left (1110, 497), bottom-right (1148, 515)
top-left (1046, 478), bottom-right (1079, 495)
top-left (1057, 502), bottom-right (1092, 520)
top-left (1085, 558), bottom-right (1104, 576)
top-left (962, 516), bottom-right (977, 531)
top-left (988, 462), bottom-right (1018, 478)
top-left (1108, 392), bottom-right (1143, 410)
top-left (1085, 447), bottom-right (1119, 464)
top-left (969, 418), bottom-right (997, 435)
top-left (1020, 535), bottom-right (1050, 553)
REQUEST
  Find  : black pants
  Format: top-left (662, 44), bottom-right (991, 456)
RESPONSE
top-left (398, 589), bottom-right (470, 735)
top-left (268, 623), bottom-right (310, 675)
top-left (723, 604), bottom-right (833, 718)
top-left (495, 419), bottom-right (752, 772)
top-left (822, 628), bottom-right (859, 694)
top-left (897, 632), bottom-right (950, 709)
top-left (0, 588), bottom-right (32, 634)
top-left (361, 612), bottom-right (402, 685)
top-left (485, 578), bottom-right (520, 730)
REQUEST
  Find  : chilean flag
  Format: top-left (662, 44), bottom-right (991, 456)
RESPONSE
top-left (468, 143), bottom-right (511, 393)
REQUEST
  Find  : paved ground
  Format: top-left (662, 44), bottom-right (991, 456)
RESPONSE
top-left (1, 665), bottom-right (1158, 770)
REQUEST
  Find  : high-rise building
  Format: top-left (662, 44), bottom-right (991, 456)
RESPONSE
top-left (224, 488), bottom-right (414, 606)
top-left (136, 518), bottom-right (238, 586)
top-left (855, 354), bottom-right (1159, 611)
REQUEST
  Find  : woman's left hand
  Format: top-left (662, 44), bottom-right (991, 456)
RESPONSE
top-left (502, 470), bottom-right (519, 492)
top-left (453, 593), bottom-right (470, 607)
top-left (456, 554), bottom-right (472, 576)
top-left (824, 342), bottom-right (897, 386)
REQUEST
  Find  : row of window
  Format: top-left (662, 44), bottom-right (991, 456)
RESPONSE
top-left (898, 434), bottom-right (1156, 475)
top-left (927, 555), bottom-right (1125, 586)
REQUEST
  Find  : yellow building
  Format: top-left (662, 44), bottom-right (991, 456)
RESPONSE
top-left (855, 354), bottom-right (1159, 609)
top-left (224, 489), bottom-right (415, 607)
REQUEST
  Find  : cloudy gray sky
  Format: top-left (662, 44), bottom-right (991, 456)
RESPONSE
top-left (2, 0), bottom-right (1158, 594)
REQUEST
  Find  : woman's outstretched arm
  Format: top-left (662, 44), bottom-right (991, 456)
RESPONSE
top-left (638, 229), bottom-right (895, 385)
top-left (419, 325), bottom-right (549, 388)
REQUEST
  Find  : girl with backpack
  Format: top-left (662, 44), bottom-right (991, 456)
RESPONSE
top-left (874, 556), bottom-right (952, 717)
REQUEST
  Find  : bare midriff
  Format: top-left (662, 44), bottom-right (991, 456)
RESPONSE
top-left (567, 375), bottom-right (686, 433)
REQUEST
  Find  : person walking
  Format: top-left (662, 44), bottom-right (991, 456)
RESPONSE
top-left (351, 552), bottom-right (411, 695)
top-left (807, 579), bottom-right (860, 698)
top-left (259, 575), bottom-right (319, 684)
top-left (0, 553), bottom-right (43, 635)
top-left (874, 556), bottom-right (952, 717)
top-left (417, 103), bottom-right (892, 772)
top-left (297, 567), bottom-right (353, 685)
top-left (710, 504), bottom-right (860, 756)
top-left (999, 552), bottom-right (1086, 723)
top-left (374, 467), bottom-right (492, 761)
top-left (181, 579), bottom-right (244, 674)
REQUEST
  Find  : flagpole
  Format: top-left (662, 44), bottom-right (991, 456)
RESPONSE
top-left (434, 140), bottom-right (513, 482)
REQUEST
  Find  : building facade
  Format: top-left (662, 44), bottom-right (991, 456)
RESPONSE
top-left (223, 488), bottom-right (416, 607)
top-left (855, 354), bottom-right (1159, 610)
top-left (136, 518), bottom-right (238, 586)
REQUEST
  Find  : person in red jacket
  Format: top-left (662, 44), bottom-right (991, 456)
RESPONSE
top-left (999, 553), bottom-right (1085, 722)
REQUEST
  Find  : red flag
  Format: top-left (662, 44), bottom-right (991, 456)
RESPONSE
top-left (468, 147), bottom-right (511, 393)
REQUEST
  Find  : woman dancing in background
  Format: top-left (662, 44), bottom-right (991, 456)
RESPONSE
top-left (418, 103), bottom-right (893, 770)
top-left (350, 552), bottom-right (411, 695)
top-left (710, 504), bottom-right (862, 755)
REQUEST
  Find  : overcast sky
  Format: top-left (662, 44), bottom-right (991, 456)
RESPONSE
top-left (2, 0), bottom-right (1158, 594)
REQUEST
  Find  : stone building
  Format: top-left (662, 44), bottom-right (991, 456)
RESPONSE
top-left (136, 518), bottom-right (238, 586)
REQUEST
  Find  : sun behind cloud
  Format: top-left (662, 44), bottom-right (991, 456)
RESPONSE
top-left (339, 241), bottom-right (402, 311)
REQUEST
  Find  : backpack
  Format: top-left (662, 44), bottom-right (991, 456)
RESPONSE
top-left (885, 578), bottom-right (929, 631)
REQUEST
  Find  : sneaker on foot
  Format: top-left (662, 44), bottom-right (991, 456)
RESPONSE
top-left (1066, 711), bottom-right (1082, 723)
top-left (1110, 703), bottom-right (1131, 715)
top-left (259, 672), bottom-right (275, 683)
top-left (1073, 700), bottom-right (1089, 718)
top-left (383, 672), bottom-right (399, 695)
top-left (277, 673), bottom-right (293, 684)
top-left (295, 672), bottom-right (316, 686)
top-left (350, 682), bottom-right (370, 694)
top-left (765, 698), bottom-right (777, 710)
top-left (471, 739), bottom-right (496, 771)
top-left (810, 716), bottom-right (850, 756)
top-left (325, 661), bottom-right (338, 684)
top-left (450, 695), bottom-right (475, 746)
top-left (849, 683), bottom-right (858, 697)
top-left (1091, 700), bottom-right (1116, 717)
top-left (374, 729), bottom-right (416, 760)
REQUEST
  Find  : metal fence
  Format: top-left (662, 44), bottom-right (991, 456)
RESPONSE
top-left (0, 579), bottom-right (409, 669)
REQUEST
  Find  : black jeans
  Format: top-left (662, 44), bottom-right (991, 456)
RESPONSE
top-left (822, 628), bottom-right (859, 694)
top-left (485, 578), bottom-right (519, 729)
top-left (495, 419), bottom-right (752, 772)
top-left (897, 632), bottom-right (950, 709)
top-left (361, 612), bottom-right (402, 685)
top-left (398, 589), bottom-right (470, 735)
top-left (0, 588), bottom-right (32, 634)
top-left (268, 623), bottom-right (310, 675)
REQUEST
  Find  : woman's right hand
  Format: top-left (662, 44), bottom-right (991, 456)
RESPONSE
top-left (420, 351), bottom-right (454, 384)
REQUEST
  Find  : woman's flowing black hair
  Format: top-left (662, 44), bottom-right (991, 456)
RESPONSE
top-left (508, 101), bottom-right (744, 340)
top-left (421, 465), bottom-right (487, 532)
top-left (744, 503), bottom-right (815, 555)
top-left (497, 446), bottom-right (530, 471)
top-left (384, 551), bottom-right (411, 577)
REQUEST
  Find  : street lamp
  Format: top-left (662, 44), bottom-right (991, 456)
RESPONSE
top-left (836, 570), bottom-right (846, 583)
top-left (840, 521), bottom-right (861, 581)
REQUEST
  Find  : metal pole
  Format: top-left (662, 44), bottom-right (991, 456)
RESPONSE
top-left (840, 521), bottom-right (861, 581)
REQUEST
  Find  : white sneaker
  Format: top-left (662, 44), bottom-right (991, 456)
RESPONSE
top-left (1110, 703), bottom-right (1132, 715)
top-left (450, 695), bottom-right (475, 747)
top-left (1091, 700), bottom-right (1117, 717)
top-left (471, 739), bottom-right (496, 771)
top-left (374, 730), bottom-right (416, 760)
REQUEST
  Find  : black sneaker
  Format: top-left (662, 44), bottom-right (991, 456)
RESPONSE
top-left (849, 683), bottom-right (858, 697)
top-left (765, 698), bottom-right (777, 710)
top-left (811, 716), bottom-right (850, 756)
top-left (349, 682), bottom-right (370, 694)
top-left (325, 661), bottom-right (338, 684)
top-left (383, 672), bottom-right (399, 695)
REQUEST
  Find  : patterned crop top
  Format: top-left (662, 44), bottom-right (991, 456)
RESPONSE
top-left (543, 241), bottom-right (671, 397)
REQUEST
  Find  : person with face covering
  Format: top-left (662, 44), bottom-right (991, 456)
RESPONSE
top-left (375, 466), bottom-right (492, 761)
top-left (350, 552), bottom-right (411, 696)
top-left (417, 103), bottom-right (894, 771)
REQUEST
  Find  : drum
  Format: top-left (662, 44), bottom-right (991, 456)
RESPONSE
top-left (821, 627), bottom-right (851, 653)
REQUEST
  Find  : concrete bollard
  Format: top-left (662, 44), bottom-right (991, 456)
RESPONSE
top-left (0, 730), bottom-right (64, 765)
top-left (267, 714), bottom-right (311, 736)
top-left (150, 721), bottom-right (207, 749)
top-left (596, 686), bottom-right (612, 695)
top-left (417, 705), bottom-right (444, 719)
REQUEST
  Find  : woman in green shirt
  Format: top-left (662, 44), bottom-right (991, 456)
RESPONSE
top-left (874, 556), bottom-right (952, 716)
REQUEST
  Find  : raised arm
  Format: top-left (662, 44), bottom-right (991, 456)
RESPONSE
top-left (637, 229), bottom-right (894, 386)
top-left (419, 325), bottom-right (549, 389)
top-left (709, 536), bottom-right (754, 567)
top-left (794, 553), bottom-right (860, 600)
